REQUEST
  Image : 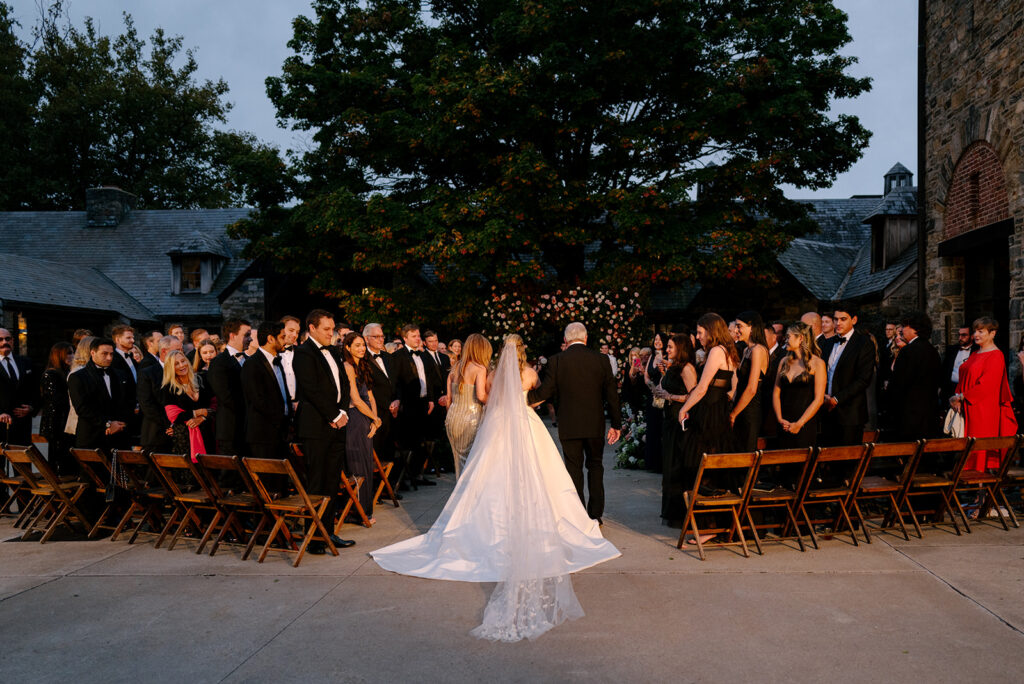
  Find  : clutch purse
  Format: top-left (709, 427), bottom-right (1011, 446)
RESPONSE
top-left (942, 407), bottom-right (964, 438)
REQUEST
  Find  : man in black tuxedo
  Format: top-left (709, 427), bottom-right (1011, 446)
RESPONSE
top-left (0, 327), bottom-right (37, 446)
top-left (819, 305), bottom-right (877, 446)
top-left (292, 309), bottom-right (355, 551)
top-left (207, 318), bottom-right (252, 456)
top-left (940, 325), bottom-right (973, 407)
top-left (760, 321), bottom-right (788, 442)
top-left (422, 330), bottom-right (452, 473)
top-left (363, 323), bottom-right (400, 491)
top-left (67, 338), bottom-right (130, 451)
top-left (110, 324), bottom-right (142, 441)
top-left (885, 313), bottom-right (941, 441)
top-left (528, 322), bottom-right (622, 522)
top-left (242, 321), bottom-right (291, 460)
top-left (140, 330), bottom-right (163, 370)
top-left (390, 324), bottom-right (439, 488)
top-left (137, 335), bottom-right (181, 453)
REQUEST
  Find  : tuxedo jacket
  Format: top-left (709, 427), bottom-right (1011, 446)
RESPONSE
top-left (292, 338), bottom-right (351, 441)
top-left (390, 346), bottom-right (439, 408)
top-left (140, 352), bottom-right (161, 371)
top-left (207, 350), bottom-right (246, 445)
top-left (819, 330), bottom-right (876, 427)
top-left (421, 349), bottom-right (449, 401)
top-left (68, 362), bottom-right (129, 449)
top-left (0, 353), bottom-right (37, 444)
top-left (241, 351), bottom-right (290, 444)
top-left (886, 337), bottom-right (941, 438)
top-left (137, 362), bottom-right (171, 451)
top-left (528, 343), bottom-right (622, 440)
top-left (110, 350), bottom-right (141, 422)
top-left (367, 350), bottom-right (396, 410)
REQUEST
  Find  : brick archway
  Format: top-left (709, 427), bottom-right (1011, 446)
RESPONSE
top-left (943, 141), bottom-right (1010, 241)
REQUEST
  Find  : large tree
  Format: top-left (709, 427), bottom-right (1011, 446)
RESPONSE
top-left (238, 0), bottom-right (871, 327)
top-left (0, 2), bottom-right (287, 210)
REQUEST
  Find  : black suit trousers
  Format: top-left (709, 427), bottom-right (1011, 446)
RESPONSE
top-left (303, 430), bottom-right (346, 524)
top-left (560, 437), bottom-right (606, 519)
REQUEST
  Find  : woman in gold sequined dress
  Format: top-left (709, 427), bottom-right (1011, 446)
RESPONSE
top-left (445, 333), bottom-right (493, 478)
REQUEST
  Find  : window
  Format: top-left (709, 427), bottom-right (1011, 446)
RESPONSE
top-left (181, 256), bottom-right (201, 292)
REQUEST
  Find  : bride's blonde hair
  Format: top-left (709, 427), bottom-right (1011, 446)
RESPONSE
top-left (503, 334), bottom-right (528, 372)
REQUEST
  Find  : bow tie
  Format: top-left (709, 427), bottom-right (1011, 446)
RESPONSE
top-left (835, 337), bottom-right (847, 345)
top-left (272, 356), bottom-right (283, 367)
top-left (233, 352), bottom-right (245, 358)
top-left (371, 353), bottom-right (381, 359)
top-left (100, 367), bottom-right (110, 375)
top-left (285, 345), bottom-right (296, 352)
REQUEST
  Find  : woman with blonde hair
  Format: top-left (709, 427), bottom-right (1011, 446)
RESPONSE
top-left (159, 349), bottom-right (210, 461)
top-left (773, 321), bottom-right (826, 449)
top-left (63, 336), bottom-right (96, 440)
top-left (445, 333), bottom-right (493, 478)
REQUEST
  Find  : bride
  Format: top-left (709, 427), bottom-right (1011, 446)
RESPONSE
top-left (371, 334), bottom-right (620, 642)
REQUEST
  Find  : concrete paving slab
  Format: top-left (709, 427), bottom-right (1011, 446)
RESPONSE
top-left (0, 575), bottom-right (58, 601)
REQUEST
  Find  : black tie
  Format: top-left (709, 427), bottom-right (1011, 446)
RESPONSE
top-left (234, 352), bottom-right (244, 358)
top-left (2, 357), bottom-right (13, 380)
top-left (836, 337), bottom-right (847, 345)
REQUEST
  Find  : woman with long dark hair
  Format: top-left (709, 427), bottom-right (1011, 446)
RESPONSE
top-left (642, 331), bottom-right (670, 472)
top-left (655, 334), bottom-right (698, 524)
top-left (342, 332), bottom-right (382, 522)
top-left (729, 311), bottom-right (769, 451)
top-left (40, 342), bottom-right (74, 475)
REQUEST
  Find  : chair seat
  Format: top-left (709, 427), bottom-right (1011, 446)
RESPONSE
top-left (266, 494), bottom-right (326, 510)
top-left (27, 481), bottom-right (85, 495)
top-left (859, 475), bottom-right (899, 492)
top-left (176, 492), bottom-right (212, 504)
top-left (219, 493), bottom-right (257, 506)
top-left (1004, 468), bottom-right (1024, 478)
top-left (804, 487), bottom-right (852, 499)
top-left (911, 474), bottom-right (952, 487)
top-left (686, 490), bottom-right (743, 506)
top-left (749, 488), bottom-right (796, 502)
top-left (955, 470), bottom-right (998, 485)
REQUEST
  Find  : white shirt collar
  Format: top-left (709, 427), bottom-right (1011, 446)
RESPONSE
top-left (226, 344), bottom-right (242, 357)
top-left (258, 347), bottom-right (277, 364)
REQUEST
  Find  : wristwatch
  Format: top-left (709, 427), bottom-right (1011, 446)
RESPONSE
top-left (105, 421), bottom-right (112, 430)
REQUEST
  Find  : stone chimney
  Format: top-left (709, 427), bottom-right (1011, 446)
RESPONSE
top-left (85, 187), bottom-right (136, 227)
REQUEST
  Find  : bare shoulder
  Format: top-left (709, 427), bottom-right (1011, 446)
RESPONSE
top-left (521, 366), bottom-right (539, 390)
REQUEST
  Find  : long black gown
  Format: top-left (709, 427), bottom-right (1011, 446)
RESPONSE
top-left (643, 357), bottom-right (664, 473)
top-left (661, 363), bottom-right (695, 522)
top-left (679, 367), bottom-right (737, 495)
top-left (732, 352), bottom-right (764, 452)
top-left (345, 377), bottom-right (376, 517)
top-left (776, 364), bottom-right (820, 449)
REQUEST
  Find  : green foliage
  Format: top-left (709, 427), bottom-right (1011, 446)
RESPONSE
top-left (239, 0), bottom-right (872, 327)
top-left (0, 1), bottom-right (288, 210)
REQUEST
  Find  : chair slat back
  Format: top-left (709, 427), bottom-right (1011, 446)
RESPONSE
top-left (798, 445), bottom-right (870, 501)
top-left (112, 449), bottom-right (160, 493)
top-left (753, 447), bottom-right (814, 494)
top-left (196, 454), bottom-right (260, 501)
top-left (2, 446), bottom-right (43, 489)
top-left (916, 437), bottom-right (973, 482)
top-left (859, 441), bottom-right (921, 490)
top-left (21, 445), bottom-right (70, 496)
top-left (693, 451), bottom-right (759, 503)
top-left (150, 452), bottom-right (216, 501)
top-left (969, 436), bottom-right (1019, 477)
top-left (243, 457), bottom-right (315, 513)
top-left (71, 448), bottom-right (111, 490)
top-left (992, 435), bottom-right (1024, 481)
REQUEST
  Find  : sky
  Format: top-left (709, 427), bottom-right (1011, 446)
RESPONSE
top-left (7, 0), bottom-right (918, 199)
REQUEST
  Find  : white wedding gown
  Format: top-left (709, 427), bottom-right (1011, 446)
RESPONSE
top-left (371, 340), bottom-right (620, 642)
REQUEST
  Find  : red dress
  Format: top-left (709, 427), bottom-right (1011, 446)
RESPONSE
top-left (956, 349), bottom-right (1018, 471)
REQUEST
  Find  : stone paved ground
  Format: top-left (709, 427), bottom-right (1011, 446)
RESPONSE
top-left (2, 436), bottom-right (1023, 683)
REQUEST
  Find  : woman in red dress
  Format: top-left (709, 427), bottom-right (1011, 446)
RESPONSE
top-left (951, 317), bottom-right (1018, 471)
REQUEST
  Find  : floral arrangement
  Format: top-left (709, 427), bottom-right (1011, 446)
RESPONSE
top-left (614, 404), bottom-right (647, 470)
top-left (480, 285), bottom-right (646, 357)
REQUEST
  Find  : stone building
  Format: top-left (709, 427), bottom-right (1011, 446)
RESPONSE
top-left (923, 0), bottom-right (1023, 349)
top-left (0, 187), bottom-right (267, 363)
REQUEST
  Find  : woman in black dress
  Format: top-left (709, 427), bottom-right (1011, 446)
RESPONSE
top-left (729, 311), bottom-right (769, 451)
top-left (39, 342), bottom-right (74, 475)
top-left (676, 314), bottom-right (739, 543)
top-left (642, 332), bottom-right (670, 473)
top-left (342, 332), bottom-right (382, 523)
top-left (192, 340), bottom-right (219, 449)
top-left (772, 322), bottom-right (826, 449)
top-left (655, 334), bottom-right (698, 524)
top-left (159, 350), bottom-right (211, 461)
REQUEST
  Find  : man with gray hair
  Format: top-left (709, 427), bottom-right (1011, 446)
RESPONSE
top-left (363, 322), bottom-right (402, 492)
top-left (528, 322), bottom-right (622, 523)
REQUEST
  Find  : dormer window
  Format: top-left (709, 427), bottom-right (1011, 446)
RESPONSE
top-left (167, 231), bottom-right (233, 295)
top-left (180, 256), bottom-right (202, 292)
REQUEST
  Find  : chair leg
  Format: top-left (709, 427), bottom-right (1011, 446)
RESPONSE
top-left (155, 508), bottom-right (181, 549)
top-left (995, 488), bottom-right (1019, 528)
top-left (903, 498), bottom-right (924, 539)
top-left (196, 510), bottom-right (223, 554)
top-left (939, 491), bottom-right (963, 535)
top-left (852, 500), bottom-right (871, 543)
top-left (257, 515), bottom-right (287, 563)
top-left (784, 504), bottom-right (806, 552)
top-left (242, 514), bottom-right (269, 561)
top-left (799, 504), bottom-right (819, 550)
top-left (887, 494), bottom-right (910, 541)
top-left (836, 500), bottom-right (859, 547)
top-left (744, 509), bottom-right (763, 556)
top-left (690, 516), bottom-right (707, 561)
top-left (731, 509), bottom-right (749, 558)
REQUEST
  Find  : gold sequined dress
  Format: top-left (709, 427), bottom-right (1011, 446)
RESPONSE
top-left (446, 382), bottom-right (485, 479)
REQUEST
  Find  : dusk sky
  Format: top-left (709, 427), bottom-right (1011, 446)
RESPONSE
top-left (8, 0), bottom-right (918, 199)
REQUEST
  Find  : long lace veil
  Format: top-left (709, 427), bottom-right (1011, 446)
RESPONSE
top-left (467, 338), bottom-right (585, 641)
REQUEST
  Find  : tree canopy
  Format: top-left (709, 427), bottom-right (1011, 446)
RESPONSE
top-left (238, 0), bottom-right (871, 328)
top-left (0, 2), bottom-right (288, 210)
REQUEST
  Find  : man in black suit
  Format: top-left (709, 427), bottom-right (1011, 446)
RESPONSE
top-left (940, 324), bottom-right (973, 407)
top-left (0, 327), bottom-right (37, 446)
top-left (292, 309), bottom-right (355, 551)
top-left (422, 330), bottom-right (452, 473)
top-left (528, 322), bottom-right (622, 522)
top-left (885, 313), bottom-right (941, 441)
top-left (67, 338), bottom-right (130, 451)
top-left (760, 321), bottom-right (788, 442)
top-left (140, 330), bottom-right (163, 370)
top-left (390, 324), bottom-right (439, 488)
top-left (819, 305), bottom-right (877, 446)
top-left (137, 335), bottom-right (181, 453)
top-left (363, 323), bottom-right (401, 491)
top-left (242, 321), bottom-right (291, 460)
top-left (207, 318), bottom-right (251, 456)
top-left (110, 324), bottom-right (142, 441)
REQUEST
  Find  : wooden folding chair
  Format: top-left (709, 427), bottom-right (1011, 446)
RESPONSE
top-left (1, 448), bottom-right (34, 524)
top-left (372, 450), bottom-right (400, 508)
top-left (289, 442), bottom-right (371, 530)
top-left (148, 452), bottom-right (221, 551)
top-left (993, 435), bottom-right (1024, 528)
top-left (2, 445), bottom-right (92, 542)
top-left (897, 437), bottom-right (972, 538)
top-left (70, 447), bottom-right (122, 538)
top-left (676, 451), bottom-right (758, 560)
top-left (793, 445), bottom-right (870, 549)
top-left (242, 457), bottom-right (338, 567)
top-left (953, 435), bottom-right (1020, 531)
top-left (196, 454), bottom-right (273, 559)
top-left (742, 448), bottom-right (814, 554)
top-left (108, 449), bottom-right (168, 544)
top-left (848, 441), bottom-right (921, 543)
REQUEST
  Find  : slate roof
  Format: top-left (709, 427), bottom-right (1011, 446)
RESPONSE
top-left (0, 252), bottom-right (156, 320)
top-left (0, 208), bottom-right (251, 320)
top-left (778, 186), bottom-right (918, 302)
top-left (886, 162), bottom-right (912, 176)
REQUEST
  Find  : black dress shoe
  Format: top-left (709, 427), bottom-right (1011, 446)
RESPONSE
top-left (307, 542), bottom-right (326, 555)
top-left (413, 478), bottom-right (437, 486)
top-left (329, 534), bottom-right (356, 548)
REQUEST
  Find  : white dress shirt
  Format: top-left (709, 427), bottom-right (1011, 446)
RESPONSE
top-left (226, 344), bottom-right (246, 366)
top-left (826, 331), bottom-right (854, 396)
top-left (258, 348), bottom-right (290, 416)
top-left (118, 349), bottom-right (137, 381)
top-left (280, 347), bottom-right (297, 400)
top-left (606, 354), bottom-right (619, 376)
top-left (1, 352), bottom-right (18, 381)
top-left (318, 343), bottom-right (347, 423)
top-left (408, 345), bottom-right (427, 398)
top-left (951, 347), bottom-right (971, 384)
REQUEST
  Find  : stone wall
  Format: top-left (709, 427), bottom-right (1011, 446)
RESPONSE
top-left (924, 0), bottom-right (1024, 347)
top-left (220, 277), bottom-right (266, 325)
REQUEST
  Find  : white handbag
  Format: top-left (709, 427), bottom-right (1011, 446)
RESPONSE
top-left (942, 407), bottom-right (964, 438)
